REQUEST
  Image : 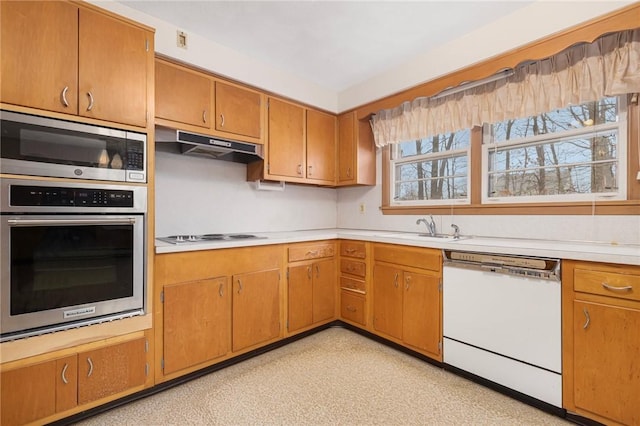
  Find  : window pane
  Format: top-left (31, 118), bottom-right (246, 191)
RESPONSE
top-left (394, 155), bottom-right (468, 201)
top-left (397, 129), bottom-right (470, 159)
top-left (491, 97), bottom-right (618, 143)
top-left (488, 130), bottom-right (620, 197)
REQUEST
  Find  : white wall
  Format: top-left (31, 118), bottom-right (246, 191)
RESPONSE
top-left (154, 150), bottom-right (337, 236)
top-left (336, 152), bottom-right (640, 244)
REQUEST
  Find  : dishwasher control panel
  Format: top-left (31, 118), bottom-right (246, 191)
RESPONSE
top-left (443, 250), bottom-right (561, 281)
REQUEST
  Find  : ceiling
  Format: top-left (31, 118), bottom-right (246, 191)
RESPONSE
top-left (119, 1), bottom-right (533, 92)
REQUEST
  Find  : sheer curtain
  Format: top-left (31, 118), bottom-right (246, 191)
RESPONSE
top-left (371, 29), bottom-right (640, 148)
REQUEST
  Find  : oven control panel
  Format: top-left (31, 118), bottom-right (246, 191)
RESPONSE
top-left (10, 185), bottom-right (134, 207)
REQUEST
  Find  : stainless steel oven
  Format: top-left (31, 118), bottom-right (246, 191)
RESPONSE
top-left (1, 110), bottom-right (146, 183)
top-left (1, 178), bottom-right (147, 342)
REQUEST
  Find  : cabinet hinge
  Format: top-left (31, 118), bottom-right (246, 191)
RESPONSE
top-left (267, 163), bottom-right (270, 173)
top-left (145, 39), bottom-right (149, 52)
top-left (145, 363), bottom-right (150, 376)
top-left (286, 269), bottom-right (289, 280)
top-left (160, 291), bottom-right (164, 303)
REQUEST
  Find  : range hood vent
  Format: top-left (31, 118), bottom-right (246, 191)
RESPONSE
top-left (155, 127), bottom-right (263, 164)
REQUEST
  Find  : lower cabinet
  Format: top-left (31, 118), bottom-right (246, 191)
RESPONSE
top-left (163, 277), bottom-right (231, 375)
top-left (287, 242), bottom-right (336, 333)
top-left (563, 260), bottom-right (640, 425)
top-left (232, 269), bottom-right (281, 351)
top-left (372, 244), bottom-right (442, 361)
top-left (0, 337), bottom-right (147, 426)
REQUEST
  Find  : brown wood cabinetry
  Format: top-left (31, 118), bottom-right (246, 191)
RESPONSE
top-left (372, 244), bottom-right (442, 360)
top-left (1, 1), bottom-right (152, 127)
top-left (162, 277), bottom-right (231, 375)
top-left (232, 269), bottom-right (281, 351)
top-left (339, 241), bottom-right (369, 327)
top-left (248, 97), bottom-right (336, 185)
top-left (155, 59), bottom-right (212, 128)
top-left (337, 111), bottom-right (376, 186)
top-left (287, 242), bottom-right (337, 333)
top-left (563, 261), bottom-right (640, 426)
top-left (155, 58), bottom-right (264, 143)
top-left (0, 336), bottom-right (147, 425)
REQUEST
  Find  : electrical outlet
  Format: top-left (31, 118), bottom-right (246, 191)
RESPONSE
top-left (359, 203), bottom-right (366, 214)
top-left (176, 30), bottom-right (188, 49)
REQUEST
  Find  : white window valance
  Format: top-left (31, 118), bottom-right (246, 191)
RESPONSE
top-left (371, 28), bottom-right (640, 148)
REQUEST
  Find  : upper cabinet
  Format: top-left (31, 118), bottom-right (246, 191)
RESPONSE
top-left (337, 111), bottom-right (376, 186)
top-left (248, 96), bottom-right (336, 185)
top-left (155, 60), bottom-right (212, 129)
top-left (155, 58), bottom-right (265, 144)
top-left (1, 1), bottom-right (153, 128)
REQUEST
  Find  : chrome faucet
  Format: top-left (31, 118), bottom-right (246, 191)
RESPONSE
top-left (451, 224), bottom-right (460, 239)
top-left (416, 216), bottom-right (437, 236)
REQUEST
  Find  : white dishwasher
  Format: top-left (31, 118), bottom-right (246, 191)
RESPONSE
top-left (442, 250), bottom-right (562, 407)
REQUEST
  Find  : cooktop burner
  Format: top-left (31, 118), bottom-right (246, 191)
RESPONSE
top-left (157, 233), bottom-right (265, 244)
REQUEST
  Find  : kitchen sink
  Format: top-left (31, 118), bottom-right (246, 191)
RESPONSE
top-left (373, 232), bottom-right (466, 242)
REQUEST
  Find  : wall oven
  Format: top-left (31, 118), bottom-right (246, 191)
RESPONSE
top-left (1, 178), bottom-right (147, 342)
top-left (1, 110), bottom-right (146, 183)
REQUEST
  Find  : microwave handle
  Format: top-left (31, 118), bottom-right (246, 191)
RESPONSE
top-left (7, 218), bottom-right (137, 226)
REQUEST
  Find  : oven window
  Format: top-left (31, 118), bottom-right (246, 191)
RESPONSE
top-left (10, 224), bottom-right (134, 315)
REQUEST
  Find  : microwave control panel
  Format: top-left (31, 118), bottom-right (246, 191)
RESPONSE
top-left (10, 185), bottom-right (134, 208)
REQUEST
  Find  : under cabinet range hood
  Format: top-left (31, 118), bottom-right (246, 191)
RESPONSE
top-left (155, 127), bottom-right (263, 164)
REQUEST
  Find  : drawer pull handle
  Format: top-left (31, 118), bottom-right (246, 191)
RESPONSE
top-left (87, 357), bottom-right (94, 377)
top-left (602, 282), bottom-right (633, 292)
top-left (346, 248), bottom-right (356, 254)
top-left (306, 250), bottom-right (318, 257)
top-left (346, 305), bottom-right (356, 312)
top-left (61, 363), bottom-right (69, 384)
top-left (583, 308), bottom-right (590, 330)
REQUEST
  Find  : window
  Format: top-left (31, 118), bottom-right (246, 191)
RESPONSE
top-left (483, 96), bottom-right (626, 203)
top-left (391, 129), bottom-right (470, 205)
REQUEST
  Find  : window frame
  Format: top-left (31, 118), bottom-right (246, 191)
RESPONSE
top-left (481, 97), bottom-right (628, 204)
top-left (390, 132), bottom-right (471, 206)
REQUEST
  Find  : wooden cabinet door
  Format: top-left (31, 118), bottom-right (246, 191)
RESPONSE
top-left (215, 81), bottom-right (262, 139)
top-left (337, 111), bottom-right (356, 184)
top-left (78, 8), bottom-right (149, 127)
top-left (267, 98), bottom-right (305, 178)
top-left (163, 277), bottom-right (231, 375)
top-left (156, 60), bottom-right (212, 128)
top-left (78, 338), bottom-right (147, 405)
top-left (232, 269), bottom-right (281, 352)
top-left (1, 1), bottom-right (78, 114)
top-left (372, 264), bottom-right (403, 339)
top-left (288, 264), bottom-right (314, 332)
top-left (313, 259), bottom-right (336, 323)
top-left (403, 272), bottom-right (441, 357)
top-left (1, 360), bottom-right (57, 426)
top-left (573, 301), bottom-right (640, 425)
top-left (306, 109), bottom-right (336, 184)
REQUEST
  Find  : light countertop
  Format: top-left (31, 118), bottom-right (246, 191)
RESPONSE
top-left (155, 228), bottom-right (640, 266)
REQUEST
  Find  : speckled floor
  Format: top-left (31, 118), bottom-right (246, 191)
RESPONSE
top-left (74, 327), bottom-right (570, 425)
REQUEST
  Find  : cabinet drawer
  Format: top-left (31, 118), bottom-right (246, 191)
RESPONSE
top-left (340, 276), bottom-right (365, 293)
top-left (288, 243), bottom-right (335, 262)
top-left (574, 268), bottom-right (640, 302)
top-left (341, 259), bottom-right (366, 277)
top-left (341, 290), bottom-right (365, 325)
top-left (374, 244), bottom-right (441, 272)
top-left (340, 241), bottom-right (366, 259)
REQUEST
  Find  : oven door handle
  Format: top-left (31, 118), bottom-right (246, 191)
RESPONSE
top-left (7, 218), bottom-right (137, 226)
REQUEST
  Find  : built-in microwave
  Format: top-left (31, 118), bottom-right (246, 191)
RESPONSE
top-left (0, 178), bottom-right (147, 342)
top-left (0, 110), bottom-right (146, 183)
